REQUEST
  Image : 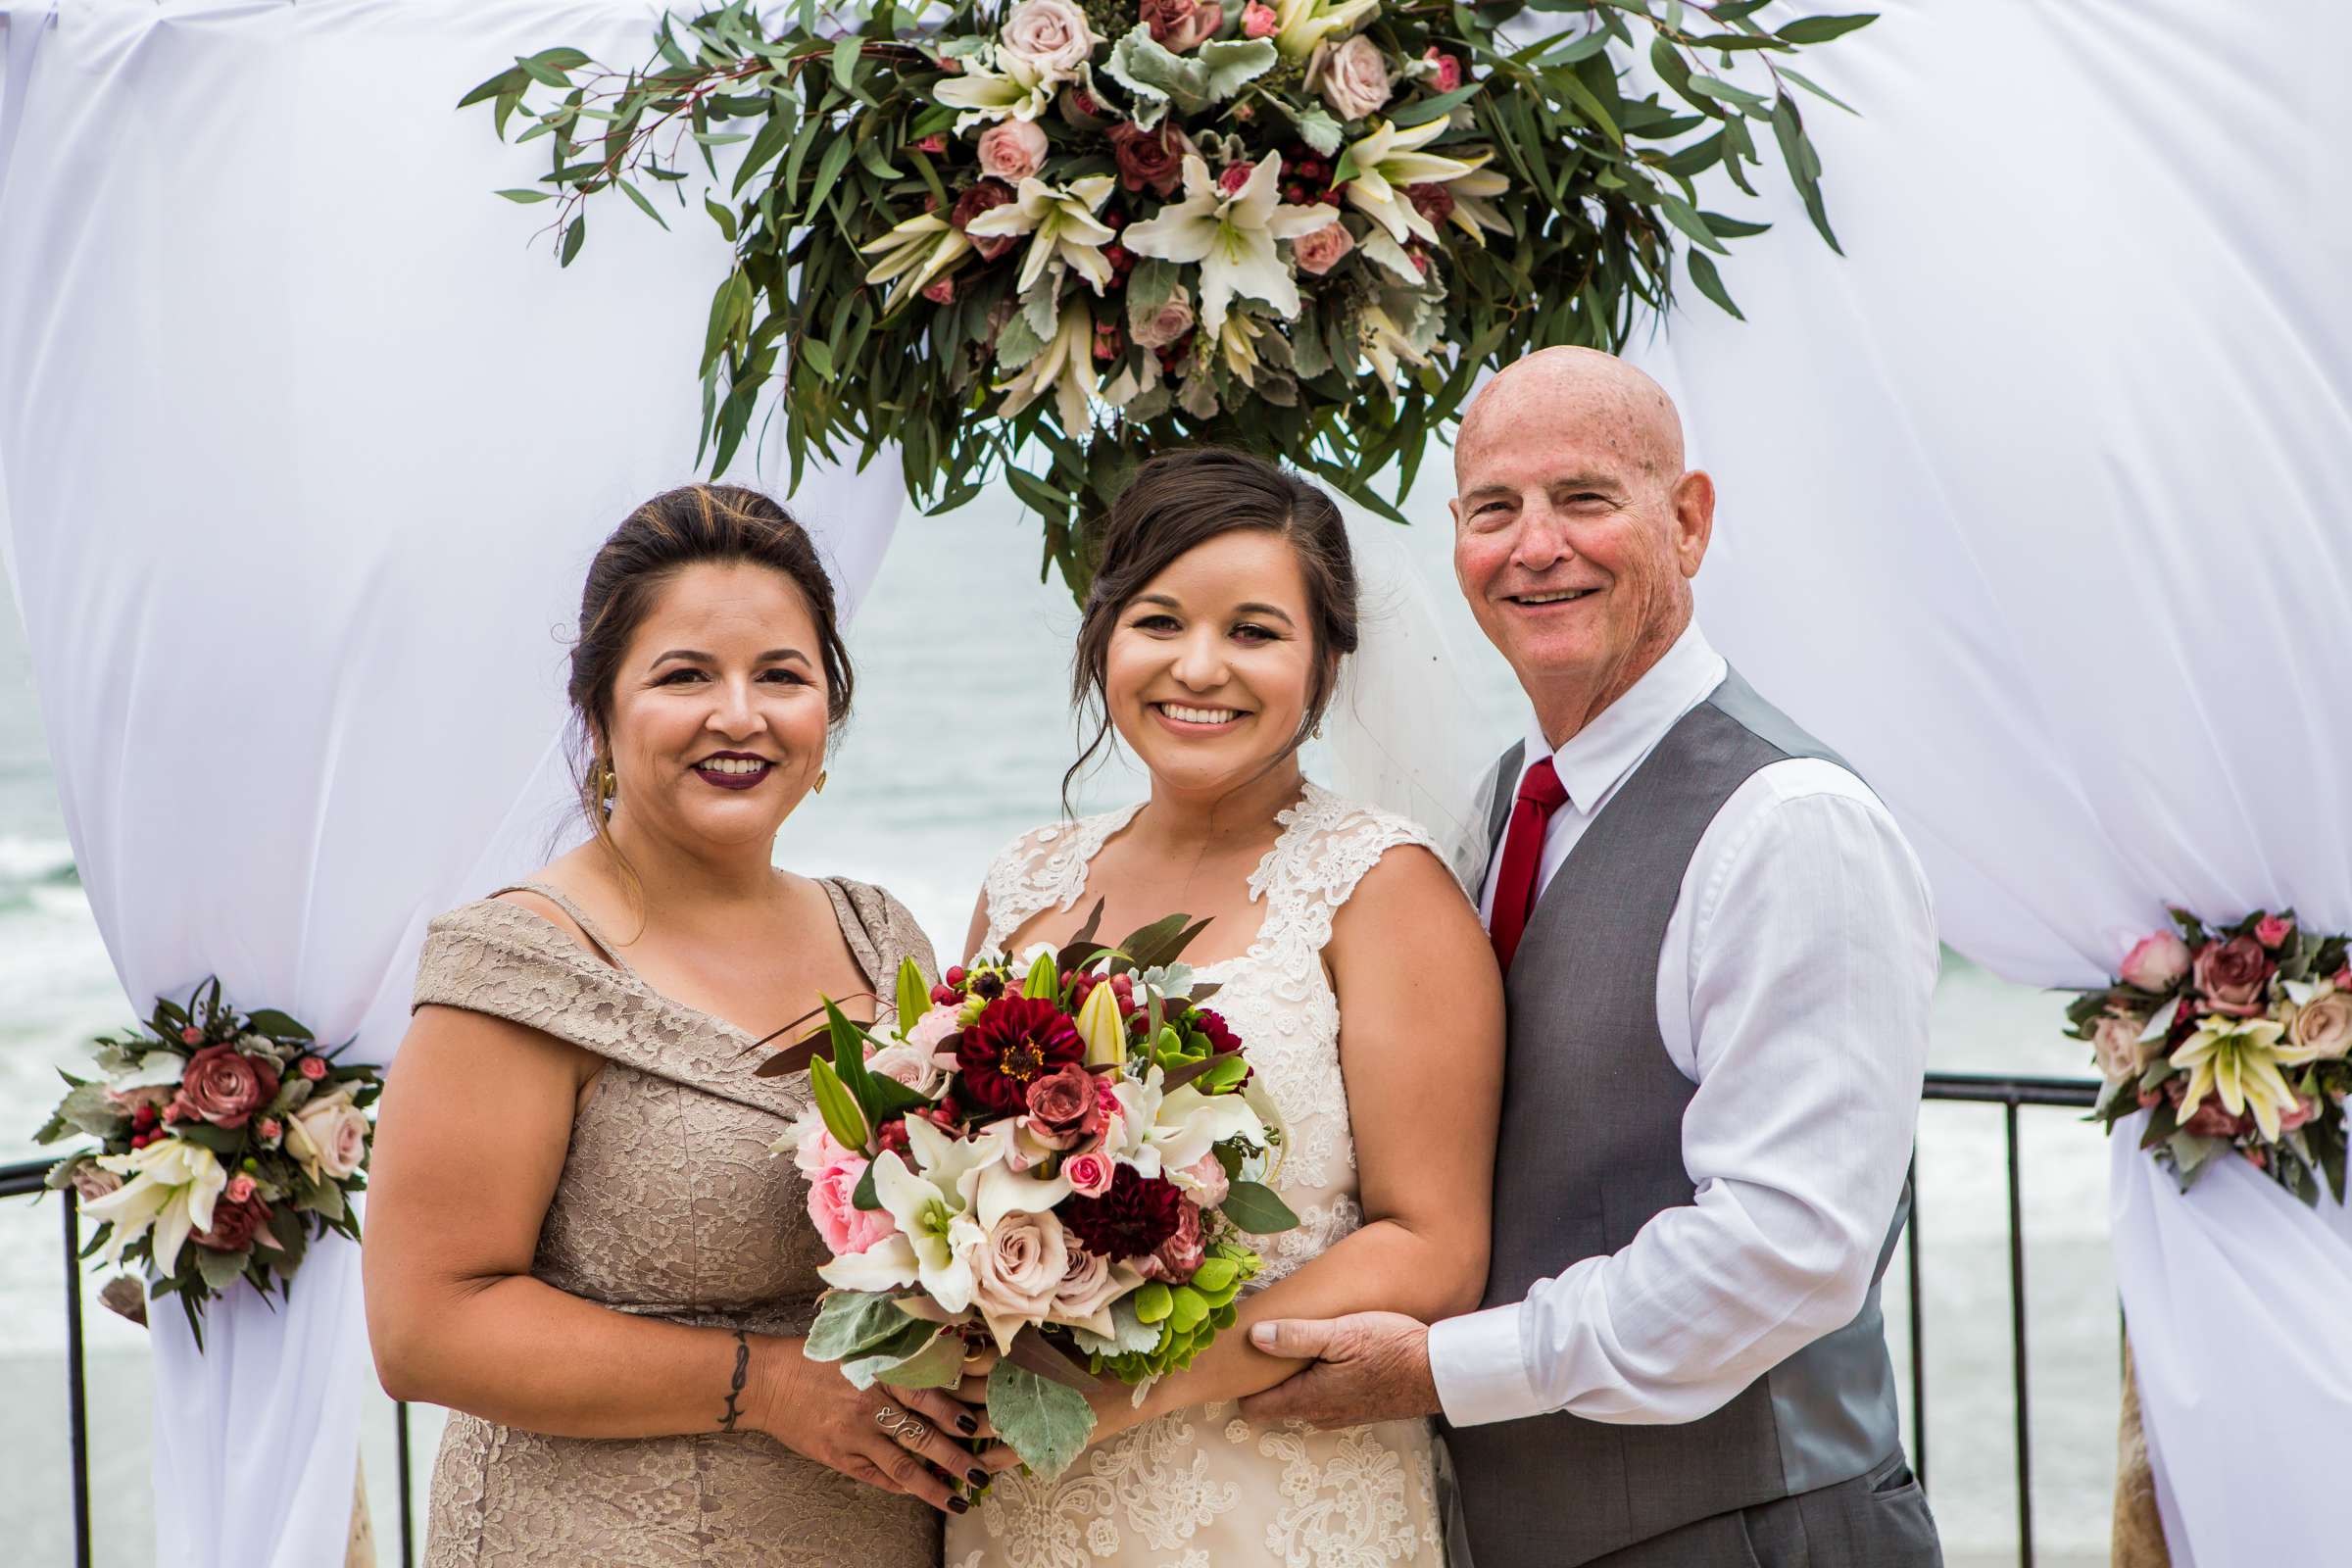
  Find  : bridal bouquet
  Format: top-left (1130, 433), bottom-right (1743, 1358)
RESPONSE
top-left (2074, 909), bottom-right (2352, 1205)
top-left (469, 1), bottom-right (1874, 596)
top-left (777, 905), bottom-right (1296, 1476)
top-left (32, 980), bottom-right (381, 1343)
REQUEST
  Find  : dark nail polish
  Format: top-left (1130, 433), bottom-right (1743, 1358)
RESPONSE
top-left (956, 1413), bottom-right (978, 1436)
top-left (948, 1495), bottom-right (970, 1514)
top-left (968, 1467), bottom-right (988, 1487)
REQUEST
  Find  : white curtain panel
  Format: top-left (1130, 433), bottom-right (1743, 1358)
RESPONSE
top-left (0, 3), bottom-right (904, 1563)
top-left (1630, 3), bottom-right (2352, 1562)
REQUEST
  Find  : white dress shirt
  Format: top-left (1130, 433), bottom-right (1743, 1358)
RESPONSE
top-left (1429, 622), bottom-right (1936, 1427)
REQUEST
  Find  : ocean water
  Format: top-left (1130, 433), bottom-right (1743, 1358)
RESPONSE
top-left (0, 492), bottom-right (2117, 1565)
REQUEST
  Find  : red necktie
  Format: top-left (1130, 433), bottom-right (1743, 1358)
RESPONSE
top-left (1490, 757), bottom-right (1569, 974)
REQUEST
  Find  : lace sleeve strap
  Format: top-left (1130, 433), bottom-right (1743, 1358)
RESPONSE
top-left (1258, 786), bottom-right (1449, 954)
top-left (977, 806), bottom-right (1141, 956)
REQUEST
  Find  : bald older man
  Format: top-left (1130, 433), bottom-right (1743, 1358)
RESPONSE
top-left (1242, 349), bottom-right (1942, 1567)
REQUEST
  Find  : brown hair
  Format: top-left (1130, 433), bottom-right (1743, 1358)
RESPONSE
top-left (1065, 448), bottom-right (1358, 811)
top-left (567, 483), bottom-right (853, 867)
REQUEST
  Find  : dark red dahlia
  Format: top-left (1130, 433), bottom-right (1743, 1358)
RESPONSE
top-left (1191, 1007), bottom-right (1241, 1055)
top-left (956, 996), bottom-right (1084, 1114)
top-left (1058, 1163), bottom-right (1185, 1260)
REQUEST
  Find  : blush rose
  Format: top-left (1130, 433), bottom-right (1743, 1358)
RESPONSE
top-left (2120, 931), bottom-right (2191, 992)
top-left (808, 1156), bottom-right (896, 1255)
top-left (1308, 35), bottom-right (1393, 122)
top-left (977, 119), bottom-right (1050, 183)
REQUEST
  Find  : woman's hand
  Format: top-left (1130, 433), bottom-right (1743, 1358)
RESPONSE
top-left (754, 1337), bottom-right (1001, 1514)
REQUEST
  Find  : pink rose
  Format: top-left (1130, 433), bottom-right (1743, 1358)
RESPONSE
top-left (68, 1161), bottom-right (122, 1203)
top-left (999, 0), bottom-right (1098, 80)
top-left (297, 1055), bottom-right (328, 1082)
top-left (2278, 1095), bottom-right (2320, 1134)
top-left (179, 1044), bottom-right (280, 1130)
top-left (224, 1173), bottom-right (257, 1204)
top-left (1307, 35), bottom-right (1393, 122)
top-left (2120, 931), bottom-right (2191, 992)
top-left (1130, 286), bottom-right (1195, 349)
top-left (1141, 0), bottom-right (1224, 53)
top-left (1048, 1245), bottom-right (1132, 1332)
top-left (1291, 221), bottom-right (1353, 275)
top-left (1176, 1151), bottom-right (1229, 1208)
top-left (2288, 991), bottom-right (2352, 1060)
top-left (1424, 46), bottom-right (1462, 93)
top-left (977, 119), bottom-right (1050, 183)
top-left (968, 1208), bottom-right (1070, 1345)
top-left (1063, 1150), bottom-right (1115, 1197)
top-left (793, 1123), bottom-right (855, 1179)
top-left (2179, 1098), bottom-right (2252, 1140)
top-left (1140, 1200), bottom-right (1203, 1283)
top-left (1242, 1), bottom-right (1277, 37)
top-left (285, 1090), bottom-right (368, 1183)
top-left (921, 275), bottom-right (956, 305)
top-left (2192, 936), bottom-right (2271, 1015)
top-left (808, 1157), bottom-right (896, 1255)
top-left (2255, 914), bottom-right (2293, 950)
top-left (1217, 162), bottom-right (1253, 196)
top-left (2335, 966), bottom-right (2352, 992)
top-left (179, 1025), bottom-right (204, 1045)
top-left (1024, 1062), bottom-right (1104, 1148)
top-left (2090, 1014), bottom-right (2149, 1085)
top-left (916, 133), bottom-right (948, 154)
top-left (257, 1117), bottom-right (282, 1143)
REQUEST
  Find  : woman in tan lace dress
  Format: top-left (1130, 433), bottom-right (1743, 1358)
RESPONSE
top-left (364, 486), bottom-right (997, 1567)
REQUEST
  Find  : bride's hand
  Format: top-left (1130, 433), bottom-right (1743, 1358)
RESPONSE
top-left (754, 1337), bottom-right (1001, 1514)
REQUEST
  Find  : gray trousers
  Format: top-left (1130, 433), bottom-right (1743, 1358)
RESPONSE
top-left (1581, 1452), bottom-right (1941, 1568)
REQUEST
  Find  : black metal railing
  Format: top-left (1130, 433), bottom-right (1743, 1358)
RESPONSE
top-left (3, 1069), bottom-right (2104, 1568)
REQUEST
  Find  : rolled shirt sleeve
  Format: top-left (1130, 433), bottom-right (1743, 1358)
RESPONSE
top-left (1432, 771), bottom-right (1936, 1427)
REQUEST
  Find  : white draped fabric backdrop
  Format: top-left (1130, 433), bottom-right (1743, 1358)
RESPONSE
top-left (4, 1), bottom-right (2350, 1564)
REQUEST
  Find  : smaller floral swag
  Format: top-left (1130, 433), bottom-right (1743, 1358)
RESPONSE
top-left (2074, 910), bottom-right (2352, 1206)
top-left (32, 979), bottom-right (382, 1344)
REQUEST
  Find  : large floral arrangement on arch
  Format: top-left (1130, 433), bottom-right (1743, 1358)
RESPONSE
top-left (2075, 910), bottom-right (2351, 1206)
top-left (467, 0), bottom-right (1874, 596)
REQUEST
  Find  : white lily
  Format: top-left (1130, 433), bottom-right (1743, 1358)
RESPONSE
top-left (1357, 297), bottom-right (1438, 391)
top-left (817, 1144), bottom-right (987, 1311)
top-left (82, 1138), bottom-right (226, 1275)
top-left (933, 47), bottom-right (1057, 133)
top-left (1216, 312), bottom-right (1270, 386)
top-left (962, 174), bottom-right (1119, 296)
top-left (1340, 118), bottom-right (1481, 245)
top-left (2170, 1016), bottom-right (2302, 1142)
top-left (968, 1157), bottom-right (1074, 1230)
top-left (1271, 0), bottom-right (1381, 62)
top-left (857, 213), bottom-right (973, 313)
top-left (998, 301), bottom-right (1101, 433)
top-left (1446, 160), bottom-right (1511, 239)
top-left (1106, 1066), bottom-right (1266, 1179)
top-left (1122, 154), bottom-right (1337, 333)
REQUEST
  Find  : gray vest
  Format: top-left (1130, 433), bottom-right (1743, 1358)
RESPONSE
top-left (1446, 668), bottom-right (1908, 1568)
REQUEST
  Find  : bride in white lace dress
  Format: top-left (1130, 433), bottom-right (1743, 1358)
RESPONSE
top-left (945, 451), bottom-right (1504, 1568)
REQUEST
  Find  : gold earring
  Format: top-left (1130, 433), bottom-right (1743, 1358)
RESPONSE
top-left (595, 761), bottom-right (617, 806)
top-left (813, 769), bottom-right (828, 795)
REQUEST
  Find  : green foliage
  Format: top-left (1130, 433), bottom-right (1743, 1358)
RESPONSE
top-left (988, 1357), bottom-right (1097, 1477)
top-left (468, 2), bottom-right (1872, 599)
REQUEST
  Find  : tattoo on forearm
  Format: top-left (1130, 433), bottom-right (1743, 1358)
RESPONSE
top-left (717, 1330), bottom-right (751, 1433)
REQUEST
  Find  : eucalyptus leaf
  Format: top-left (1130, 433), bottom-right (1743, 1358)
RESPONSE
top-left (1218, 1179), bottom-right (1299, 1234)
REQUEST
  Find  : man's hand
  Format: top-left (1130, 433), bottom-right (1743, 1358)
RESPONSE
top-left (1238, 1312), bottom-right (1442, 1429)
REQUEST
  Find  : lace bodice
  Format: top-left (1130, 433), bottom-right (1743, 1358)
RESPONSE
top-left (956, 782), bottom-right (1450, 1568)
